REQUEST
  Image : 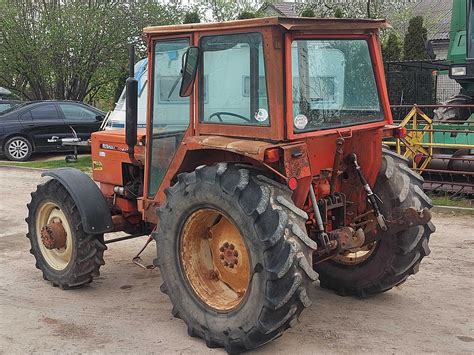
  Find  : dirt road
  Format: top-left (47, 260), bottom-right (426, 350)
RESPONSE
top-left (0, 167), bottom-right (473, 354)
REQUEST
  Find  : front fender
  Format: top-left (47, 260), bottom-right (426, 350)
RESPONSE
top-left (42, 168), bottom-right (113, 234)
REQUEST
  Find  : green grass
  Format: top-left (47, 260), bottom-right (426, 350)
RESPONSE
top-left (0, 155), bottom-right (92, 172)
top-left (428, 193), bottom-right (473, 208)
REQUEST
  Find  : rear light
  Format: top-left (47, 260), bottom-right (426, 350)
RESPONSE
top-left (264, 148), bottom-right (280, 163)
top-left (287, 177), bottom-right (298, 191)
top-left (393, 126), bottom-right (407, 139)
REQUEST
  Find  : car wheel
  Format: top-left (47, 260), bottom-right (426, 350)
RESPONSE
top-left (4, 136), bottom-right (33, 161)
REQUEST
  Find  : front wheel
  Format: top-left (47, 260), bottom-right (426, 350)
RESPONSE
top-left (4, 136), bottom-right (32, 161)
top-left (154, 164), bottom-right (317, 353)
top-left (316, 148), bottom-right (435, 297)
top-left (26, 179), bottom-right (106, 288)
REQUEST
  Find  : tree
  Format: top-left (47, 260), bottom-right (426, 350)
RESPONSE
top-left (301, 8), bottom-right (316, 17)
top-left (382, 32), bottom-right (403, 62)
top-left (0, 0), bottom-right (182, 103)
top-left (238, 11), bottom-right (257, 19)
top-left (296, 0), bottom-right (414, 19)
top-left (199, 0), bottom-right (266, 21)
top-left (184, 11), bottom-right (201, 24)
top-left (334, 8), bottom-right (343, 18)
top-left (403, 16), bottom-right (428, 60)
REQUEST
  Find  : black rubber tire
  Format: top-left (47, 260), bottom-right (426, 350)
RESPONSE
top-left (433, 94), bottom-right (472, 122)
top-left (316, 148), bottom-right (435, 297)
top-left (154, 164), bottom-right (317, 353)
top-left (26, 179), bottom-right (107, 288)
top-left (4, 136), bottom-right (33, 161)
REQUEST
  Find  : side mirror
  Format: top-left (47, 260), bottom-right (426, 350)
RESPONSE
top-left (179, 46), bottom-right (199, 97)
top-left (96, 114), bottom-right (104, 121)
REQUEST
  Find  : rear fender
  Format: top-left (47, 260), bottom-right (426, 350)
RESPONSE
top-left (42, 168), bottom-right (113, 234)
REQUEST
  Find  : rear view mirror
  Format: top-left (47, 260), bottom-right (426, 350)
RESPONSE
top-left (179, 46), bottom-right (199, 97)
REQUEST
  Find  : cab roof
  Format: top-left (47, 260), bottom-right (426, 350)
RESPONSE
top-left (144, 16), bottom-right (390, 35)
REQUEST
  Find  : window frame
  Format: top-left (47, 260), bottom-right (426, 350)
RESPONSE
top-left (285, 33), bottom-right (391, 140)
top-left (144, 34), bottom-right (193, 200)
top-left (29, 103), bottom-right (61, 121)
top-left (194, 27), bottom-right (284, 141)
top-left (198, 31), bottom-right (270, 127)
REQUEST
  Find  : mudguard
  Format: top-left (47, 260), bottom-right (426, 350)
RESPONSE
top-left (42, 168), bottom-right (113, 234)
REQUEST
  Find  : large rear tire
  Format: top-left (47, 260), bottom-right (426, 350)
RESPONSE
top-left (316, 148), bottom-right (435, 297)
top-left (154, 164), bottom-right (317, 353)
top-left (26, 179), bottom-right (106, 288)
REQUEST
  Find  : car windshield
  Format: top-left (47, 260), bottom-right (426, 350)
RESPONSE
top-left (291, 39), bottom-right (383, 132)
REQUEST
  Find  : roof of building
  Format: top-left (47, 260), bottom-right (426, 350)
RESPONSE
top-left (260, 2), bottom-right (299, 17)
top-left (144, 17), bottom-right (389, 35)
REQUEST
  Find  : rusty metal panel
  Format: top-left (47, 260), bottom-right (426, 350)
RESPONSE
top-left (144, 17), bottom-right (389, 35)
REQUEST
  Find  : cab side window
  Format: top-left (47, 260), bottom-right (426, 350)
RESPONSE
top-left (199, 32), bottom-right (269, 126)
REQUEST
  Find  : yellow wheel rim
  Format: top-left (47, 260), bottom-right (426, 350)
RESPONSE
top-left (36, 201), bottom-right (73, 270)
top-left (180, 209), bottom-right (251, 311)
top-left (333, 242), bottom-right (377, 265)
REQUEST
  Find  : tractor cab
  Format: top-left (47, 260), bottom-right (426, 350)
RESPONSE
top-left (92, 17), bottom-right (395, 216)
top-left (27, 17), bottom-right (435, 353)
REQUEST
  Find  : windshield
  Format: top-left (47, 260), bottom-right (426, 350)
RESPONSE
top-left (291, 39), bottom-right (383, 132)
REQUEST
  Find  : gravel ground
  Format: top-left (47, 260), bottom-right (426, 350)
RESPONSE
top-left (0, 166), bottom-right (473, 354)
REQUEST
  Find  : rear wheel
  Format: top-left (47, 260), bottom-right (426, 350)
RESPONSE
top-left (155, 164), bottom-right (317, 353)
top-left (4, 136), bottom-right (32, 161)
top-left (316, 148), bottom-right (435, 297)
top-left (433, 94), bottom-right (472, 122)
top-left (26, 179), bottom-right (106, 288)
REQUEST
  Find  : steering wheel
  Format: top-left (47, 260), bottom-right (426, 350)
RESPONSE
top-left (208, 111), bottom-right (252, 123)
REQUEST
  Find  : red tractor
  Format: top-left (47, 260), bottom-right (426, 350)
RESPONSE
top-left (27, 17), bottom-right (435, 352)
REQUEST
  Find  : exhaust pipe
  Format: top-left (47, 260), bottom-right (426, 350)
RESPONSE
top-left (125, 46), bottom-right (139, 165)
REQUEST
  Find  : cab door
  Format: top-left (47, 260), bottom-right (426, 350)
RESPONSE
top-left (146, 38), bottom-right (191, 198)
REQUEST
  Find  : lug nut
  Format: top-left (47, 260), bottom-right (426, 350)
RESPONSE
top-left (234, 251), bottom-right (238, 257)
top-left (219, 246), bottom-right (225, 252)
top-left (220, 254), bottom-right (224, 259)
top-left (223, 242), bottom-right (229, 248)
top-left (224, 261), bottom-right (228, 267)
top-left (229, 244), bottom-right (235, 250)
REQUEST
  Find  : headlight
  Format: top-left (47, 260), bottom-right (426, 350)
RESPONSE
top-left (451, 66), bottom-right (467, 76)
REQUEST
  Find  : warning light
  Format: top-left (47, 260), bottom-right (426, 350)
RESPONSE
top-left (288, 177), bottom-right (298, 191)
top-left (264, 148), bottom-right (280, 163)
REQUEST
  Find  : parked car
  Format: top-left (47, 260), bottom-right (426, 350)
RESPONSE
top-left (0, 100), bottom-right (23, 114)
top-left (0, 100), bottom-right (105, 161)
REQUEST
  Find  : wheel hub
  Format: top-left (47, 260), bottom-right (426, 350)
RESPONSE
top-left (36, 202), bottom-right (73, 270)
top-left (219, 242), bottom-right (238, 268)
top-left (40, 222), bottom-right (67, 250)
